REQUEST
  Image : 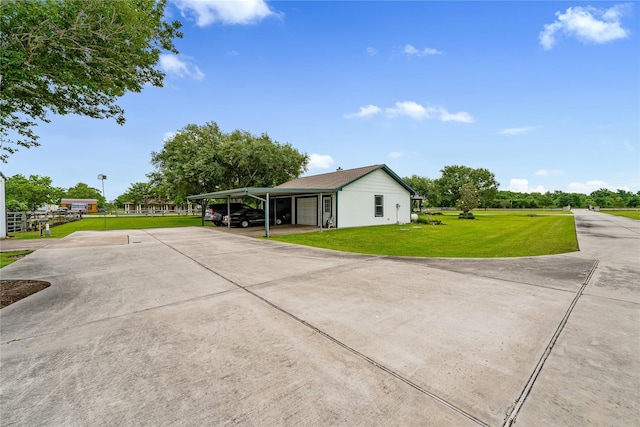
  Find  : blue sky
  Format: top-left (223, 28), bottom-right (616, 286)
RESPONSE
top-left (3, 0), bottom-right (639, 200)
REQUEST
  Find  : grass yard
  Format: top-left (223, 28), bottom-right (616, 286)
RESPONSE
top-left (1, 250), bottom-right (34, 268)
top-left (271, 212), bottom-right (578, 258)
top-left (600, 210), bottom-right (640, 220)
top-left (7, 215), bottom-right (212, 240)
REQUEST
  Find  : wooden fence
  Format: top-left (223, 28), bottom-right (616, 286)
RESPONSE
top-left (6, 210), bottom-right (82, 233)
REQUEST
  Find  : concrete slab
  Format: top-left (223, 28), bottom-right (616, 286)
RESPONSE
top-left (514, 210), bottom-right (640, 426)
top-left (1, 291), bottom-right (477, 426)
top-left (1, 210), bottom-right (638, 426)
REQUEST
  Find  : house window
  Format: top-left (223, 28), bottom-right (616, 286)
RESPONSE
top-left (324, 198), bottom-right (331, 213)
top-left (374, 195), bottom-right (384, 217)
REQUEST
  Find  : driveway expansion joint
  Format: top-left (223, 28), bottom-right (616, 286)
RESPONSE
top-left (502, 259), bottom-right (600, 426)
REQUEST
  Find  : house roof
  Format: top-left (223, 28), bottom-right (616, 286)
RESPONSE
top-left (60, 198), bottom-right (98, 204)
top-left (276, 164), bottom-right (415, 194)
top-left (276, 164), bottom-right (382, 190)
top-left (187, 164), bottom-right (415, 201)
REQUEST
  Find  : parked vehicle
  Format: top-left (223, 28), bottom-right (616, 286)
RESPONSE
top-left (222, 208), bottom-right (266, 228)
top-left (205, 203), bottom-right (252, 225)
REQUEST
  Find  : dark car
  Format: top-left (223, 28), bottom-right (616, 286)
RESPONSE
top-left (205, 203), bottom-right (253, 226)
top-left (222, 208), bottom-right (266, 228)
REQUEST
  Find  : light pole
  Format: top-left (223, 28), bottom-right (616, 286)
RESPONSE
top-left (98, 174), bottom-right (107, 228)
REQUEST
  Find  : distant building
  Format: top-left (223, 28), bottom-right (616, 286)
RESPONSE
top-left (60, 198), bottom-right (98, 214)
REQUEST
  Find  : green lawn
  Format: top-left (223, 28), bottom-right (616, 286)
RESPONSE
top-left (600, 210), bottom-right (640, 220)
top-left (7, 215), bottom-right (213, 240)
top-left (271, 213), bottom-right (578, 258)
top-left (5, 211), bottom-right (579, 258)
top-left (1, 250), bottom-right (34, 268)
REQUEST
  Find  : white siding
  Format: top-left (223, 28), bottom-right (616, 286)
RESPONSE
top-left (337, 169), bottom-right (411, 228)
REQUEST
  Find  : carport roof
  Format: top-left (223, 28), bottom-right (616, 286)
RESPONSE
top-left (186, 187), bottom-right (336, 201)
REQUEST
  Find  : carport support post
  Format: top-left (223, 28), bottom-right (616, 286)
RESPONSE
top-left (319, 192), bottom-right (323, 232)
top-left (201, 199), bottom-right (207, 226)
top-left (265, 193), bottom-right (270, 238)
top-left (226, 196), bottom-right (231, 230)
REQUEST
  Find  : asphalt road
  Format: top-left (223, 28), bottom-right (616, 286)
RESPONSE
top-left (1, 209), bottom-right (638, 426)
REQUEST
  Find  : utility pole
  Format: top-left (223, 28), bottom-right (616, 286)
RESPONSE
top-left (98, 174), bottom-right (107, 228)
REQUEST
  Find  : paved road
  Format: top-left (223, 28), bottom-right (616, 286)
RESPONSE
top-left (1, 210), bottom-right (638, 426)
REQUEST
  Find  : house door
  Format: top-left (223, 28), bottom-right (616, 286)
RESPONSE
top-left (296, 197), bottom-right (317, 225)
top-left (322, 196), bottom-right (333, 227)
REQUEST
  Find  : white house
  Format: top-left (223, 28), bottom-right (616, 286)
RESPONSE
top-left (188, 164), bottom-right (416, 234)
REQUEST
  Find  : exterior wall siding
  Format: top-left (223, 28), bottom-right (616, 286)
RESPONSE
top-left (337, 169), bottom-right (412, 228)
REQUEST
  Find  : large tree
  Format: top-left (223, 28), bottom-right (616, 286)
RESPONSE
top-left (5, 174), bottom-right (64, 211)
top-left (402, 175), bottom-right (440, 207)
top-left (65, 182), bottom-right (105, 206)
top-left (0, 0), bottom-right (182, 162)
top-left (150, 121), bottom-right (309, 202)
top-left (435, 165), bottom-right (499, 208)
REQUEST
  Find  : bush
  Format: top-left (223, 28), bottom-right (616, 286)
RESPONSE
top-left (458, 213), bottom-right (475, 220)
top-left (416, 216), bottom-right (443, 225)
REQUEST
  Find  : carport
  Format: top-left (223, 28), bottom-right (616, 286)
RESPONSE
top-left (187, 187), bottom-right (336, 237)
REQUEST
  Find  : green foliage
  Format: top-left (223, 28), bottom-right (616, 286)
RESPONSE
top-left (5, 174), bottom-right (64, 211)
top-left (0, 0), bottom-right (182, 161)
top-left (271, 213), bottom-right (578, 258)
top-left (403, 175), bottom-right (440, 206)
top-left (65, 182), bottom-right (105, 206)
top-left (435, 165), bottom-right (499, 208)
top-left (114, 182), bottom-right (154, 207)
top-left (150, 121), bottom-right (309, 201)
top-left (456, 182), bottom-right (480, 215)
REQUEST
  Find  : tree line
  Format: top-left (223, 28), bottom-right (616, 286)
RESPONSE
top-left (405, 171), bottom-right (639, 209)
top-left (6, 152), bottom-right (638, 212)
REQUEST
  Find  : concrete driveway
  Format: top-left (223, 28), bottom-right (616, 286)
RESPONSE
top-left (1, 209), bottom-right (638, 426)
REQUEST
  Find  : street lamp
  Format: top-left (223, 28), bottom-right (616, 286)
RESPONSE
top-left (97, 174), bottom-right (107, 228)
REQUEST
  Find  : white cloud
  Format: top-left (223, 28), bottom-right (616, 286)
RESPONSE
top-left (540, 4), bottom-right (631, 50)
top-left (567, 180), bottom-right (611, 193)
top-left (404, 44), bottom-right (443, 56)
top-left (308, 154), bottom-right (334, 170)
top-left (366, 47), bottom-right (377, 56)
top-left (384, 101), bottom-right (474, 123)
top-left (386, 101), bottom-right (428, 120)
top-left (498, 126), bottom-right (536, 136)
top-left (439, 110), bottom-right (474, 123)
top-left (172, 0), bottom-right (277, 26)
top-left (344, 104), bottom-right (382, 119)
top-left (159, 54), bottom-right (205, 80)
top-left (507, 178), bottom-right (547, 193)
top-left (346, 101), bottom-right (473, 123)
top-left (534, 169), bottom-right (565, 177)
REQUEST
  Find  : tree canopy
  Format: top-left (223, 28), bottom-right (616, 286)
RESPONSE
top-left (4, 174), bottom-right (63, 211)
top-left (0, 0), bottom-right (182, 162)
top-left (150, 121), bottom-right (309, 202)
top-left (66, 182), bottom-right (105, 206)
top-left (456, 183), bottom-right (480, 214)
top-left (435, 165), bottom-right (499, 208)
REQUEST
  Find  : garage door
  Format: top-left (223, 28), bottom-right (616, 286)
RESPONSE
top-left (296, 197), bottom-right (317, 225)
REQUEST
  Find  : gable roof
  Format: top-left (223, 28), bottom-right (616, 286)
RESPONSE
top-left (187, 164), bottom-right (415, 201)
top-left (276, 164), bottom-right (415, 194)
